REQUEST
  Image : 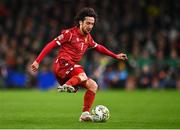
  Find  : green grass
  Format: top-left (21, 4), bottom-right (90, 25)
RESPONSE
top-left (0, 89), bottom-right (180, 129)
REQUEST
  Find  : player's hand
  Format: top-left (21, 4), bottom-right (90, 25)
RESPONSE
top-left (116, 53), bottom-right (128, 61)
top-left (31, 61), bottom-right (39, 72)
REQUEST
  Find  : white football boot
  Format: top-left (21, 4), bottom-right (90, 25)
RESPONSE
top-left (79, 111), bottom-right (93, 122)
top-left (57, 84), bottom-right (75, 93)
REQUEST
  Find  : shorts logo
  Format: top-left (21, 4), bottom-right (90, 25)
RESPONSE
top-left (66, 67), bottom-right (74, 74)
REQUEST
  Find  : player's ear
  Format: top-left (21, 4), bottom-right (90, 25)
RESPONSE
top-left (79, 21), bottom-right (82, 26)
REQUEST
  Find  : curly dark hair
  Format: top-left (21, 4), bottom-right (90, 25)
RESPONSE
top-left (74, 7), bottom-right (98, 27)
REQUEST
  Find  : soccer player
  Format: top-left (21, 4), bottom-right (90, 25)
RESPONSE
top-left (31, 7), bottom-right (128, 122)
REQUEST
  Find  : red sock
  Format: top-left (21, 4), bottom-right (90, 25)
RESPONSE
top-left (83, 90), bottom-right (96, 112)
top-left (65, 76), bottom-right (81, 86)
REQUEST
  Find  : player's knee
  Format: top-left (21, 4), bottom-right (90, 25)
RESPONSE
top-left (78, 73), bottom-right (88, 82)
top-left (87, 79), bottom-right (98, 93)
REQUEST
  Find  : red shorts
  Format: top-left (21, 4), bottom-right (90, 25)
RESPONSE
top-left (53, 58), bottom-right (85, 87)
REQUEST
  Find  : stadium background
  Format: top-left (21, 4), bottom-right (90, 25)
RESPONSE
top-left (0, 0), bottom-right (180, 129)
top-left (0, 0), bottom-right (179, 90)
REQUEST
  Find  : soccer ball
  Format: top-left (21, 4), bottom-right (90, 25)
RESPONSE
top-left (91, 105), bottom-right (110, 122)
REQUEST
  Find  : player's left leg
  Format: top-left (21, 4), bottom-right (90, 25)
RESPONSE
top-left (58, 67), bottom-right (88, 93)
top-left (82, 78), bottom-right (98, 111)
top-left (79, 78), bottom-right (98, 122)
top-left (53, 59), bottom-right (76, 92)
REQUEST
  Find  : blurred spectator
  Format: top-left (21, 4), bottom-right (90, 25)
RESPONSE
top-left (138, 65), bottom-right (152, 89)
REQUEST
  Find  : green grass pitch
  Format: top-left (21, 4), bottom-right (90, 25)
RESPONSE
top-left (0, 89), bottom-right (180, 129)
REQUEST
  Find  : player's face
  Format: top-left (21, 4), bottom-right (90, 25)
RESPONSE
top-left (80, 17), bottom-right (95, 35)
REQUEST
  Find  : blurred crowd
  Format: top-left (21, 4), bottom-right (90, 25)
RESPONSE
top-left (0, 0), bottom-right (180, 90)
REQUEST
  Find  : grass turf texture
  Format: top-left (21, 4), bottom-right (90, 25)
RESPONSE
top-left (0, 89), bottom-right (180, 129)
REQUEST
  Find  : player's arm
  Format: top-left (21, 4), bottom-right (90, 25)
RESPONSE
top-left (31, 40), bottom-right (58, 72)
top-left (94, 44), bottom-right (128, 61)
top-left (89, 36), bottom-right (128, 61)
top-left (31, 30), bottom-right (72, 72)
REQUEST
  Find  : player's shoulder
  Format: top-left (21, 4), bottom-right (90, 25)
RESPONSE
top-left (88, 33), bottom-right (95, 42)
top-left (88, 34), bottom-right (98, 47)
top-left (88, 33), bottom-right (93, 39)
top-left (61, 27), bottom-right (76, 34)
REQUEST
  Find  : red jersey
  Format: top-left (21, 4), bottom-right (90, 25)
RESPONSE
top-left (54, 27), bottom-right (97, 64)
top-left (35, 26), bottom-right (117, 64)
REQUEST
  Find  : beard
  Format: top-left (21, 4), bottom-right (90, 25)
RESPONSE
top-left (82, 27), bottom-right (91, 35)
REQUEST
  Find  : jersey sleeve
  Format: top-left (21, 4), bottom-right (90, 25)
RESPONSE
top-left (88, 35), bottom-right (117, 59)
top-left (88, 35), bottom-right (98, 48)
top-left (95, 44), bottom-right (117, 59)
top-left (54, 30), bottom-right (72, 46)
top-left (35, 30), bottom-right (72, 64)
top-left (36, 40), bottom-right (58, 64)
